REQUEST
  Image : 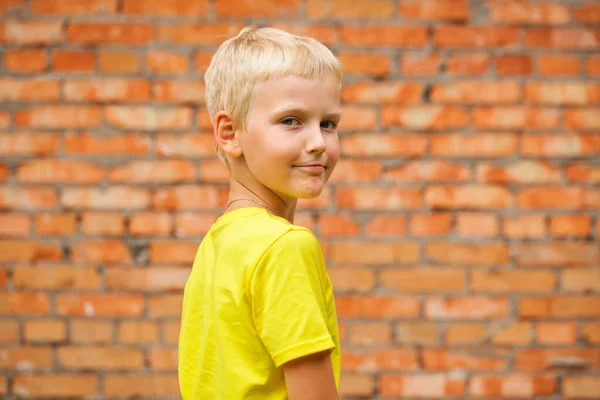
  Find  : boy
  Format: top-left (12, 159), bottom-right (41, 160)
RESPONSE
top-left (178, 26), bottom-right (342, 399)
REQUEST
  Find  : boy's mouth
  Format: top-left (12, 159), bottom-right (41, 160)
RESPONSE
top-left (293, 163), bottom-right (326, 172)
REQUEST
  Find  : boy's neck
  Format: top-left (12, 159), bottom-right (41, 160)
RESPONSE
top-left (226, 178), bottom-right (297, 223)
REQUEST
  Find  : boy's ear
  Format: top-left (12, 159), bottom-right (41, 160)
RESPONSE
top-left (214, 111), bottom-right (242, 158)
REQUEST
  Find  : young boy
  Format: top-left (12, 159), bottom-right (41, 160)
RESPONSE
top-left (178, 26), bottom-right (342, 399)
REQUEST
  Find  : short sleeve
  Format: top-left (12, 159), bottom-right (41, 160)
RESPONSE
top-left (250, 228), bottom-right (335, 367)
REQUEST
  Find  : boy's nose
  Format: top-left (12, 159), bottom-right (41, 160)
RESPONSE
top-left (306, 124), bottom-right (326, 154)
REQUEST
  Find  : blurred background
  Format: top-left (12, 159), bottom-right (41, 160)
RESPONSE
top-left (1, 0), bottom-right (599, 399)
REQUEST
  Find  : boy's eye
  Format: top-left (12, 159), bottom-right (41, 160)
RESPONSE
top-left (321, 121), bottom-right (337, 129)
top-left (281, 118), bottom-right (300, 126)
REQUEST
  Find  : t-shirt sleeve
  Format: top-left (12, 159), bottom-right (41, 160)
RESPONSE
top-left (249, 228), bottom-right (335, 368)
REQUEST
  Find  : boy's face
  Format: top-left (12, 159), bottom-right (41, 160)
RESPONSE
top-left (237, 74), bottom-right (341, 201)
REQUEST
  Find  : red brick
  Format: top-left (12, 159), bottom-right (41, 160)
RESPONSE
top-left (586, 56), bottom-right (600, 75)
top-left (564, 376), bottom-right (600, 399)
top-left (401, 53), bottom-right (441, 75)
top-left (474, 107), bottom-right (559, 129)
top-left (307, 0), bottom-right (393, 18)
top-left (342, 348), bottom-right (418, 371)
top-left (488, 0), bottom-right (569, 24)
top-left (517, 187), bottom-right (599, 209)
top-left (426, 242), bottom-right (509, 265)
top-left (342, 82), bottom-right (422, 104)
top-left (536, 322), bottom-right (576, 345)
top-left (434, 26), bottom-right (519, 48)
top-left (336, 296), bottom-right (419, 318)
top-left (446, 53), bottom-right (490, 75)
top-left (495, 54), bottom-right (533, 75)
top-left (330, 160), bottom-right (381, 183)
top-left (31, 0), bottom-right (116, 14)
top-left (153, 185), bottom-right (224, 210)
top-left (400, 0), bottom-right (468, 21)
top-left (268, 23), bottom-right (338, 46)
top-left (0, 240), bottom-right (61, 262)
top-left (340, 375), bottom-right (373, 398)
top-left (154, 80), bottom-right (205, 104)
top-left (472, 270), bottom-right (555, 293)
top-left (124, 0), bottom-right (207, 15)
top-left (148, 294), bottom-right (183, 316)
top-left (339, 106), bottom-right (377, 130)
top-left (52, 50), bottom-right (95, 72)
top-left (0, 111), bottom-right (9, 127)
top-left (0, 320), bottom-right (19, 343)
top-left (198, 159), bottom-right (228, 183)
top-left (387, 160), bottom-right (469, 182)
top-left (106, 106), bottom-right (192, 130)
top-left (538, 54), bottom-right (580, 76)
top-left (550, 215), bottom-right (591, 237)
top-left (411, 213), bottom-right (452, 236)
top-left (470, 374), bottom-right (556, 397)
top-left (562, 269), bottom-right (600, 292)
top-left (582, 323), bottom-right (600, 343)
top-left (348, 322), bottom-right (391, 346)
top-left (14, 265), bottom-right (100, 290)
top-left (56, 294), bottom-right (144, 317)
top-left (18, 160), bottom-right (103, 183)
top-left (71, 320), bottom-right (113, 344)
top-left (58, 346), bottom-right (143, 370)
top-left (525, 28), bottom-right (600, 49)
top-left (147, 51), bottom-right (189, 74)
top-left (149, 347), bottom-right (177, 370)
top-left (337, 187), bottom-right (421, 210)
top-left (517, 243), bottom-right (599, 267)
top-left (109, 160), bottom-right (196, 183)
top-left (150, 241), bottom-right (198, 263)
top-left (68, 23), bottom-right (155, 44)
top-left (380, 374), bottom-right (465, 397)
top-left (118, 321), bottom-right (159, 344)
top-left (504, 215), bottom-right (546, 238)
top-left (525, 83), bottom-right (600, 105)
top-left (4, 49), bottom-right (47, 73)
top-left (0, 78), bottom-right (60, 102)
top-left (35, 213), bottom-right (76, 236)
top-left (0, 346), bottom-right (52, 369)
top-left (104, 375), bottom-right (180, 397)
top-left (61, 187), bottom-right (150, 210)
top-left (382, 106), bottom-right (468, 129)
top-left (431, 133), bottom-right (517, 157)
top-left (129, 212), bottom-right (172, 236)
top-left (567, 163), bottom-right (600, 183)
top-left (431, 81), bottom-right (521, 104)
top-left (457, 213), bottom-right (498, 237)
top-left (15, 106), bottom-right (102, 128)
top-left (477, 160), bottom-right (561, 183)
top-left (573, 3), bottom-right (600, 24)
top-left (98, 51), bottom-right (141, 73)
top-left (425, 185), bottom-right (512, 209)
top-left (175, 213), bottom-right (217, 237)
top-left (328, 267), bottom-right (375, 291)
top-left (516, 348), bottom-right (600, 370)
top-left (446, 323), bottom-right (486, 344)
top-left (380, 267), bottom-right (465, 292)
top-left (81, 212), bottom-right (124, 235)
top-left (159, 23), bottom-right (244, 44)
top-left (365, 215), bottom-right (406, 237)
top-left (107, 268), bottom-right (188, 292)
top-left (0, 187), bottom-right (58, 210)
top-left (13, 375), bottom-right (98, 398)
top-left (64, 79), bottom-right (151, 102)
top-left (341, 134), bottom-right (427, 157)
top-left (0, 292), bottom-right (49, 315)
top-left (564, 109), bottom-right (600, 130)
top-left (318, 214), bottom-right (359, 237)
top-left (217, 0), bottom-right (298, 17)
top-left (519, 296), bottom-right (600, 318)
top-left (491, 322), bottom-right (532, 345)
top-left (341, 26), bottom-right (428, 47)
top-left (157, 133), bottom-right (213, 157)
top-left (65, 132), bottom-right (150, 155)
top-left (522, 134), bottom-right (600, 157)
top-left (425, 296), bottom-right (509, 319)
top-left (197, 108), bottom-right (212, 129)
top-left (0, 0), bottom-right (23, 15)
top-left (2, 21), bottom-right (63, 44)
top-left (0, 213), bottom-right (30, 236)
top-left (0, 164), bottom-right (8, 181)
top-left (24, 320), bottom-right (67, 343)
top-left (423, 348), bottom-right (506, 371)
top-left (395, 321), bottom-right (440, 345)
top-left (72, 240), bottom-right (131, 264)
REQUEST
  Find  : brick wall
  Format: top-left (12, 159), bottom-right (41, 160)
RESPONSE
top-left (1, 0), bottom-right (599, 398)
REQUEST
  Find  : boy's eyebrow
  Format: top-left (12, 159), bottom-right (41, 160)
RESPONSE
top-left (272, 106), bottom-right (342, 120)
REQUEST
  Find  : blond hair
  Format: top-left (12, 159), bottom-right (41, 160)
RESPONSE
top-left (204, 26), bottom-right (342, 164)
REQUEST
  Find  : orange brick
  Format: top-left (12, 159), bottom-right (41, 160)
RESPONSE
top-left (0, 78), bottom-right (59, 102)
top-left (470, 374), bottom-right (556, 397)
top-left (24, 319), bottom-right (66, 342)
top-left (108, 267), bottom-right (189, 292)
top-left (564, 109), bottom-right (600, 130)
top-left (175, 213), bottom-right (216, 237)
top-left (0, 346), bottom-right (52, 369)
top-left (425, 296), bottom-right (509, 319)
top-left (522, 134), bottom-right (600, 157)
top-left (477, 160), bottom-right (561, 184)
top-left (561, 269), bottom-right (600, 292)
top-left (307, 0), bottom-right (393, 18)
top-left (2, 21), bottom-right (63, 44)
top-left (586, 56), bottom-right (600, 76)
top-left (365, 215), bottom-right (406, 237)
top-left (148, 294), bottom-right (183, 317)
top-left (269, 23), bottom-right (338, 46)
top-left (519, 296), bottom-right (600, 318)
top-left (400, 0), bottom-right (468, 21)
top-left (71, 320), bottom-right (113, 344)
top-left (401, 53), bottom-right (441, 75)
top-left (0, 187), bottom-right (58, 210)
top-left (446, 323), bottom-right (486, 344)
top-left (525, 28), bottom-right (600, 49)
top-left (110, 160), bottom-right (196, 183)
top-left (536, 322), bottom-right (576, 345)
top-left (582, 323), bottom-right (600, 343)
top-left (154, 81), bottom-right (205, 104)
top-left (525, 82), bottom-right (600, 105)
top-left (380, 267), bottom-right (465, 292)
top-left (4, 49), bottom-right (47, 73)
top-left (518, 187), bottom-right (599, 209)
top-left (567, 163), bottom-right (600, 183)
top-left (0, 111), bottom-right (9, 127)
top-left (15, 106), bottom-right (102, 128)
top-left (56, 294), bottom-right (144, 317)
top-left (0, 320), bottom-right (19, 343)
top-left (81, 212), bottom-right (124, 235)
top-left (337, 187), bottom-right (421, 210)
top-left (386, 160), bottom-right (470, 182)
top-left (342, 82), bottom-right (422, 104)
top-left (157, 133), bottom-right (213, 157)
top-left (149, 348), bottom-right (177, 370)
top-left (62, 187), bottom-right (150, 210)
top-left (564, 376), bottom-right (600, 399)
top-left (68, 23), bottom-right (155, 44)
top-left (0, 0), bottom-right (23, 15)
top-left (341, 26), bottom-right (428, 47)
top-left (338, 52), bottom-right (390, 77)
top-left (198, 159), bottom-right (228, 183)
top-left (98, 51), bottom-right (141, 73)
top-left (495, 54), bottom-right (533, 75)
top-left (12, 375), bottom-right (98, 398)
top-left (0, 240), bottom-right (61, 262)
top-left (0, 164), bottom-right (8, 181)
top-left (0, 213), bottom-right (30, 236)
top-left (516, 348), bottom-right (600, 370)
top-left (147, 50), bottom-right (189, 74)
top-left (504, 215), bottom-right (546, 238)
top-left (216, 0), bottom-right (299, 17)
top-left (52, 50), bottom-right (95, 72)
top-left (124, 0), bottom-right (207, 15)
top-left (0, 267), bottom-right (8, 288)
top-left (411, 213), bottom-right (452, 236)
top-left (380, 374), bottom-right (465, 397)
top-left (159, 23), bottom-right (244, 44)
top-left (64, 79), bottom-right (151, 102)
top-left (14, 265), bottom-right (100, 290)
top-left (550, 215), bottom-right (591, 237)
top-left (339, 106), bottom-right (377, 130)
top-left (118, 321), bottom-right (159, 344)
top-left (348, 322), bottom-right (391, 345)
top-left (31, 0), bottom-right (116, 14)
top-left (336, 295), bottom-right (419, 318)
top-left (340, 375), bottom-right (373, 398)
top-left (488, 0), bottom-right (569, 24)
top-left (341, 348), bottom-right (418, 372)
top-left (106, 106), bottom-right (192, 130)
top-left (341, 134), bottom-right (427, 157)
top-left (382, 106), bottom-right (469, 129)
top-left (474, 106), bottom-right (559, 129)
top-left (425, 185), bottom-right (512, 209)
top-left (431, 133), bottom-right (517, 157)
top-left (57, 346), bottom-right (143, 370)
top-left (432, 81), bottom-right (520, 104)
top-left (395, 321), bottom-right (440, 345)
top-left (490, 321), bottom-right (532, 345)
top-left (65, 132), bottom-right (150, 155)
top-left (150, 241), bottom-right (198, 264)
top-left (18, 160), bottom-right (104, 183)
top-left (104, 375), bottom-right (180, 397)
top-left (573, 3), bottom-right (600, 24)
top-left (517, 243), bottom-right (599, 266)
top-left (456, 213), bottom-right (498, 237)
top-left (153, 185), bottom-right (224, 210)
top-left (71, 240), bottom-right (131, 264)
top-left (331, 160), bottom-right (381, 183)
top-left (318, 214), bottom-right (359, 237)
top-left (423, 348), bottom-right (506, 370)
top-left (538, 54), bottom-right (580, 76)
top-left (129, 212), bottom-right (172, 236)
top-left (434, 26), bottom-right (519, 48)
top-left (447, 53), bottom-right (490, 75)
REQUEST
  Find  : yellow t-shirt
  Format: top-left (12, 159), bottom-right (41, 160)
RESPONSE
top-left (178, 207), bottom-right (340, 399)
